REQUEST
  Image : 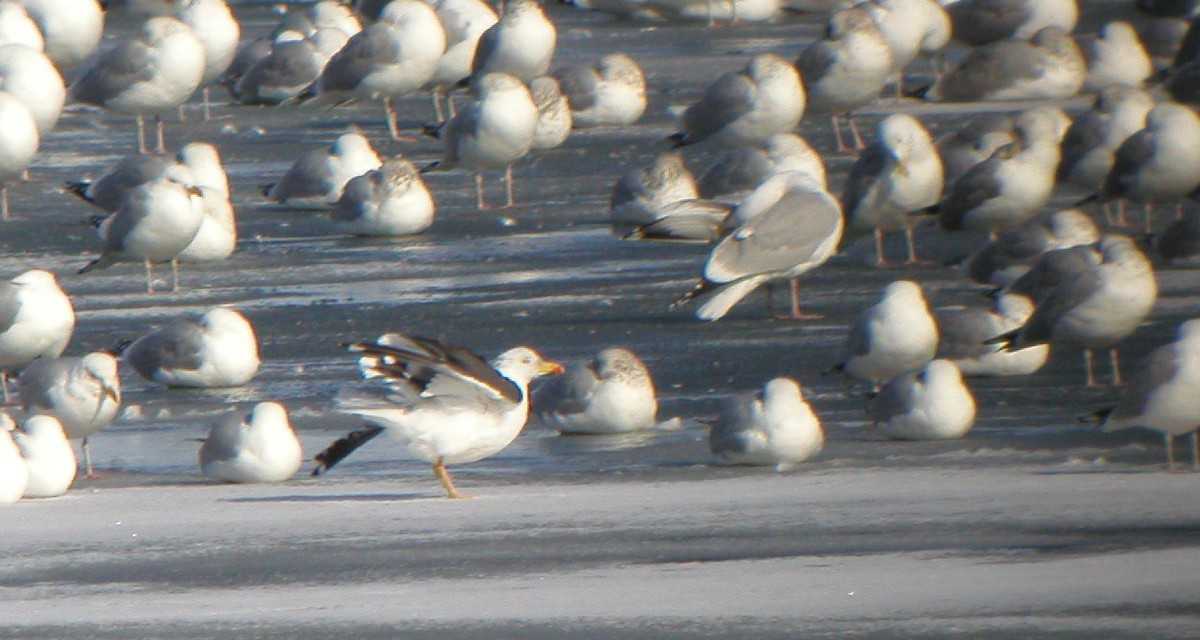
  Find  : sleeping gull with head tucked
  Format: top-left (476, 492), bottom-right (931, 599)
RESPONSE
top-left (961, 208), bottom-right (1100, 288)
top-left (709, 377), bottom-right (823, 470)
top-left (922, 26), bottom-right (1085, 102)
top-left (533, 347), bottom-right (657, 435)
top-left (12, 415), bottom-right (76, 498)
top-left (123, 307), bottom-right (261, 388)
top-left (529, 75), bottom-right (571, 150)
top-left (934, 295), bottom-right (1048, 377)
top-left (200, 402), bottom-right (303, 483)
top-left (835, 279), bottom-right (938, 388)
top-left (869, 359), bottom-right (976, 440)
top-left (331, 157), bottom-right (434, 237)
top-left (1082, 21), bottom-right (1153, 92)
top-left (697, 133), bottom-right (826, 201)
top-left (265, 131), bottom-right (381, 209)
top-left (947, 0), bottom-right (1078, 47)
top-left (610, 151), bottom-right (698, 226)
top-left (668, 53), bottom-right (804, 149)
top-left (553, 52), bottom-right (646, 128)
top-left (18, 351), bottom-right (121, 478)
top-left (22, 0), bottom-right (104, 74)
top-left (0, 270), bottom-right (74, 402)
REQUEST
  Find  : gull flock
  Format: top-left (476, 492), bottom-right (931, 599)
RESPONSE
top-left (2, 0), bottom-right (1200, 504)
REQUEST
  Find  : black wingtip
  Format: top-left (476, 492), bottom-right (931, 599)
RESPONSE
top-left (420, 161), bottom-right (441, 174)
top-left (311, 424), bottom-right (386, 476)
top-left (1074, 193), bottom-right (1102, 208)
top-left (669, 279), bottom-right (712, 309)
top-left (1077, 406), bottom-right (1114, 428)
top-left (78, 258), bottom-right (101, 274)
top-left (821, 362), bottom-right (846, 377)
top-left (666, 132), bottom-right (688, 148)
top-left (65, 181), bottom-right (92, 202)
top-left (983, 328), bottom-right (1018, 350)
top-left (421, 122), bottom-right (444, 139)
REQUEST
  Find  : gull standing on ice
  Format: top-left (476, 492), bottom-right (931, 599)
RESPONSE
top-left (0, 44), bottom-right (65, 137)
top-left (12, 415), bottom-right (75, 498)
top-left (123, 307), bottom-right (261, 388)
top-left (934, 295), bottom-right (1048, 377)
top-left (18, 351), bottom-right (121, 477)
top-left (922, 27), bottom-right (1085, 103)
top-left (698, 133), bottom-right (826, 201)
top-left (264, 132), bottom-right (381, 209)
top-left (200, 402), bottom-right (303, 483)
top-left (836, 280), bottom-right (938, 387)
top-left (1095, 319), bottom-right (1200, 472)
top-left (668, 53), bottom-right (804, 149)
top-left (869, 359), bottom-right (976, 440)
top-left (233, 28), bottom-right (348, 105)
top-left (947, 0), bottom-right (1078, 47)
top-left (466, 0), bottom-right (556, 84)
top-left (709, 377), bottom-right (824, 469)
top-left (0, 415), bottom-right (26, 504)
top-left (553, 52), bottom-right (646, 128)
top-left (331, 157), bottom-right (435, 237)
top-left (0, 89), bottom-right (37, 219)
top-left (961, 208), bottom-right (1099, 287)
top-left (610, 151), bottom-right (698, 226)
top-left (314, 332), bottom-right (563, 499)
top-left (424, 0), bottom-right (497, 119)
top-left (1082, 21), bottom-right (1153, 92)
top-left (533, 347), bottom-right (658, 435)
top-left (0, 270), bottom-right (74, 401)
top-left (673, 171), bottom-right (843, 321)
top-left (839, 113), bottom-right (943, 265)
top-left (176, 0), bottom-right (241, 119)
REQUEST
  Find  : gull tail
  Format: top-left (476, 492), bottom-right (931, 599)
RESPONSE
top-left (65, 181), bottom-right (94, 204)
top-left (422, 122), bottom-right (445, 139)
top-left (78, 255), bottom-right (114, 274)
top-left (420, 160), bottom-right (443, 174)
top-left (694, 275), bottom-right (769, 322)
top-left (1078, 406), bottom-right (1114, 430)
top-left (666, 132), bottom-right (689, 148)
top-left (983, 328), bottom-right (1018, 351)
top-left (311, 424), bottom-right (386, 476)
top-left (1074, 193), bottom-right (1102, 208)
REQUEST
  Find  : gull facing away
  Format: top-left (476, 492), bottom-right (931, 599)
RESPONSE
top-left (1082, 21), bottom-right (1153, 92)
top-left (264, 132), bottom-right (381, 209)
top-left (922, 27), bottom-right (1085, 103)
top-left (835, 279), bottom-right (938, 387)
top-left (869, 359), bottom-right (976, 440)
top-left (709, 377), bottom-right (823, 469)
top-left (0, 270), bottom-right (75, 402)
top-left (1094, 319), bottom-right (1200, 472)
top-left (176, 0), bottom-right (241, 120)
top-left (314, 332), bottom-right (563, 499)
top-left (697, 133), bottom-right (827, 201)
top-left (21, 0), bottom-right (105, 74)
top-left (232, 28), bottom-right (347, 105)
top-left (552, 52), bottom-right (646, 128)
top-left (610, 151), bottom-right (698, 227)
top-left (12, 415), bottom-right (76, 498)
top-left (667, 53), bottom-right (804, 149)
top-left (122, 307), bottom-right (261, 388)
top-left (533, 347), bottom-right (658, 435)
top-left (331, 157), bottom-right (434, 237)
top-left (529, 75), bottom-right (571, 150)
top-left (18, 351), bottom-right (121, 478)
top-left (0, 415), bottom-right (27, 504)
top-left (861, 0), bottom-right (951, 97)
top-left (673, 171), bottom-right (843, 321)
top-left (1056, 86), bottom-right (1154, 199)
top-left (200, 402), bottom-right (303, 483)
top-left (934, 294), bottom-right (1048, 377)
top-left (0, 89), bottom-right (38, 219)
top-left (0, 44), bottom-right (66, 138)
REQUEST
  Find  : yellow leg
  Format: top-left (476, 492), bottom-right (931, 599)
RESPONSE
top-left (433, 458), bottom-right (470, 499)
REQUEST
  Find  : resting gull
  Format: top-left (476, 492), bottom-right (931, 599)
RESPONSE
top-left (533, 347), bottom-right (658, 435)
top-left (21, 0), bottom-right (104, 74)
top-left (552, 52), bottom-right (646, 128)
top-left (839, 113), bottom-right (944, 265)
top-left (709, 377), bottom-right (823, 469)
top-left (264, 131), bottom-right (381, 209)
top-left (869, 359), bottom-right (976, 440)
top-left (860, 0), bottom-right (951, 96)
top-left (176, 0), bottom-right (241, 119)
top-left (18, 351), bottom-right (121, 477)
top-left (200, 402), bottom-right (303, 484)
top-left (466, 0), bottom-right (556, 84)
top-left (1082, 21), bottom-right (1153, 92)
top-left (0, 90), bottom-right (37, 219)
top-left (0, 2), bottom-right (42, 52)
top-left (331, 157), bottom-right (435, 237)
top-left (610, 151), bottom-right (698, 226)
top-left (934, 295), bottom-right (1048, 377)
top-left (12, 415), bottom-right (75, 498)
top-left (0, 270), bottom-right (75, 402)
top-left (232, 28), bottom-right (347, 106)
top-left (314, 332), bottom-right (563, 499)
top-left (529, 75), bottom-right (571, 150)
top-left (0, 44), bottom-right (64, 137)
top-left (922, 27), bottom-right (1085, 102)
top-left (998, 242), bottom-right (1102, 306)
top-left (424, 0), bottom-right (497, 119)
top-left (123, 307), bottom-right (260, 388)
top-left (936, 113), bottom-right (1016, 188)
top-left (0, 416), bottom-right (26, 504)
top-left (947, 0), bottom-right (1078, 47)
top-left (961, 208), bottom-right (1100, 288)
top-left (1056, 85), bottom-right (1154, 198)
top-left (697, 133), bottom-right (826, 201)
top-left (836, 279), bottom-right (938, 387)
top-left (667, 53), bottom-right (804, 149)
top-left (68, 141), bottom-right (226, 213)
top-left (673, 171), bottom-right (843, 321)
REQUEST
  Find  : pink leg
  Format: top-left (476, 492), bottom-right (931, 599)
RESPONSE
top-left (902, 226), bottom-right (931, 265)
top-left (475, 173), bottom-right (488, 210)
top-left (873, 228), bottom-right (890, 266)
top-left (502, 165), bottom-right (516, 208)
top-left (1084, 349), bottom-right (1101, 387)
top-left (1109, 348), bottom-right (1123, 386)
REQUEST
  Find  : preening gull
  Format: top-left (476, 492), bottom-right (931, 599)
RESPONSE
top-left (1082, 21), bottom-right (1153, 92)
top-left (264, 132), bottom-right (381, 209)
top-left (422, 72), bottom-right (537, 209)
top-left (869, 359), bottom-right (976, 440)
top-left (610, 151), bottom-right (698, 226)
top-left (961, 208), bottom-right (1100, 287)
top-left (988, 235), bottom-right (1158, 387)
top-left (922, 27), bottom-right (1085, 102)
top-left (12, 415), bottom-right (75, 498)
top-left (529, 75), bottom-right (571, 150)
top-left (667, 53), bottom-right (804, 149)
top-left (18, 351), bottom-right (121, 477)
top-left (0, 416), bottom-right (26, 504)
top-left (331, 157), bottom-right (435, 237)
top-left (20, 0), bottom-right (104, 74)
top-left (934, 295), bottom-right (1048, 377)
top-left (425, 0), bottom-right (497, 119)
top-left (1096, 319), bottom-right (1200, 471)
top-left (796, 6), bottom-right (893, 151)
top-left (948, 0), bottom-right (1078, 47)
top-left (200, 402), bottom-right (303, 484)
top-left (315, 332), bottom-right (563, 499)
top-left (0, 270), bottom-right (75, 401)
top-left (552, 52), bottom-right (646, 128)
top-left (697, 133), bottom-right (826, 201)
top-left (673, 171), bottom-right (843, 321)
top-left (839, 113), bottom-right (943, 265)
top-left (709, 377), bottom-right (823, 469)
top-left (533, 347), bottom-right (658, 435)
top-left (123, 307), bottom-right (261, 388)
top-left (836, 279), bottom-right (938, 387)
top-left (467, 0), bottom-right (556, 84)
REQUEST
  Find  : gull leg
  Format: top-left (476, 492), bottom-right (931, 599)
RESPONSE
top-left (475, 173), bottom-right (488, 210)
top-left (447, 94), bottom-right (457, 118)
top-left (137, 114), bottom-right (148, 154)
top-left (873, 228), bottom-right (889, 266)
top-left (763, 282), bottom-right (775, 317)
top-left (144, 259), bottom-right (156, 293)
top-left (847, 115), bottom-right (865, 150)
top-left (1165, 433), bottom-right (1176, 473)
top-left (384, 98), bottom-right (416, 142)
top-left (430, 87), bottom-right (445, 122)
top-left (155, 115), bottom-right (167, 153)
top-left (81, 437), bottom-right (98, 478)
top-left (1109, 348), bottom-right (1123, 386)
top-left (1192, 432), bottom-right (1199, 472)
top-left (783, 277), bottom-right (822, 319)
top-left (903, 227), bottom-right (932, 265)
top-left (1084, 349), bottom-right (1101, 388)
top-left (1, 186), bottom-right (8, 221)
top-left (432, 457), bottom-right (469, 499)
top-left (171, 258), bottom-right (181, 294)
top-left (830, 115), bottom-right (847, 153)
top-left (202, 87), bottom-right (213, 121)
top-left (503, 164), bottom-right (515, 208)
top-left (1144, 204), bottom-right (1154, 235)
top-left (1, 372), bottom-right (9, 404)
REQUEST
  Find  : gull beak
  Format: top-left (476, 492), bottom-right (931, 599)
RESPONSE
top-left (538, 360), bottom-right (565, 376)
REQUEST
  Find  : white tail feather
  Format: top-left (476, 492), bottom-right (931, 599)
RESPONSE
top-left (696, 275), bottom-right (770, 321)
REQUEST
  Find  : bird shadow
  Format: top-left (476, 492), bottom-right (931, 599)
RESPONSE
top-left (223, 492), bottom-right (429, 503)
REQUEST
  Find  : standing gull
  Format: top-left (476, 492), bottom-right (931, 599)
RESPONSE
top-left (869, 359), bottom-right (976, 440)
top-left (709, 377), bottom-right (823, 469)
top-left (934, 295), bottom-right (1048, 377)
top-left (466, 0), bottom-right (556, 84)
top-left (836, 279), bottom-right (938, 387)
top-left (20, 0), bottom-right (104, 74)
top-left (0, 416), bottom-right (27, 504)
top-left (698, 133), bottom-right (826, 201)
top-left (0, 44), bottom-right (65, 137)
top-left (264, 132), bottom-right (381, 209)
top-left (0, 270), bottom-right (74, 402)
top-left (314, 332), bottom-right (563, 499)
top-left (424, 0), bottom-right (497, 120)
top-left (553, 52), bottom-right (646, 128)
top-left (331, 157), bottom-right (435, 237)
top-left (861, 0), bottom-right (951, 96)
top-left (200, 402), bottom-right (303, 483)
top-left (673, 171), bottom-right (843, 321)
top-left (1056, 86), bottom-right (1154, 198)
top-left (948, 0), bottom-right (1078, 47)
top-left (69, 141), bottom-right (226, 212)
top-left (18, 351), bottom-right (121, 478)
top-left (12, 415), bottom-right (75, 498)
top-left (176, 0), bottom-right (241, 119)
top-left (1082, 21), bottom-right (1153, 92)
top-left (0, 90), bottom-right (37, 219)
top-left (668, 53), bottom-right (804, 149)
top-left (922, 27), bottom-right (1085, 102)
top-left (123, 307), bottom-right (261, 389)
top-left (533, 347), bottom-right (658, 435)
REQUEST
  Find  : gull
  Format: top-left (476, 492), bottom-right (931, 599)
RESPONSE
top-left (934, 294), bottom-right (1048, 377)
top-left (79, 175), bottom-right (205, 293)
top-left (709, 377), bottom-right (824, 469)
top-left (529, 75), bottom-right (571, 150)
top-left (0, 415), bottom-right (26, 504)
top-left (264, 132), bottom-right (381, 209)
top-left (988, 235), bottom-right (1158, 387)
top-left (999, 242), bottom-right (1102, 305)
top-left (276, 0), bottom-right (362, 39)
top-left (425, 0), bottom-right (497, 120)
top-left (839, 113), bottom-right (944, 266)
top-left (668, 53), bottom-right (804, 149)
top-left (20, 0), bottom-right (104, 74)
top-left (860, 0), bottom-right (951, 96)
top-left (936, 113), bottom-right (1016, 188)
top-left (697, 133), bottom-right (826, 201)
top-left (961, 208), bottom-right (1100, 288)
top-left (620, 199), bottom-right (733, 242)
top-left (200, 402), bottom-right (303, 483)
top-left (0, 90), bottom-right (37, 219)
top-left (0, 2), bottom-right (42, 52)
top-left (552, 52), bottom-right (646, 128)
top-left (306, 0), bottom-right (447, 140)
top-left (610, 151), bottom-right (698, 226)
top-left (948, 0), bottom-right (1079, 47)
top-left (836, 280), bottom-right (938, 387)
top-left (314, 332), bottom-right (563, 499)
top-left (68, 140), bottom-right (226, 212)
top-left (69, 16), bottom-right (206, 154)
top-left (1095, 319), bottom-right (1200, 472)
top-left (177, 185), bottom-right (236, 263)
top-left (1082, 21), bottom-right (1153, 92)
top-left (922, 27), bottom-right (1085, 102)
top-left (421, 72), bottom-right (537, 210)
top-left (869, 359), bottom-right (976, 440)
top-left (0, 44), bottom-right (66, 137)
top-left (532, 347), bottom-right (658, 435)
top-left (331, 157), bottom-right (435, 237)
top-left (797, 6), bottom-right (893, 151)
top-left (673, 171), bottom-right (843, 321)
top-left (938, 107), bottom-right (1063, 236)
top-left (18, 351), bottom-right (121, 478)
top-left (1056, 85), bottom-right (1154, 198)
top-left (233, 28), bottom-right (348, 105)
top-left (12, 415), bottom-right (75, 498)
top-left (123, 307), bottom-right (261, 388)
top-left (176, 0), bottom-right (241, 119)
top-left (642, 0), bottom-right (781, 23)
top-left (0, 270), bottom-right (74, 402)
top-left (467, 0), bottom-right (556, 84)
